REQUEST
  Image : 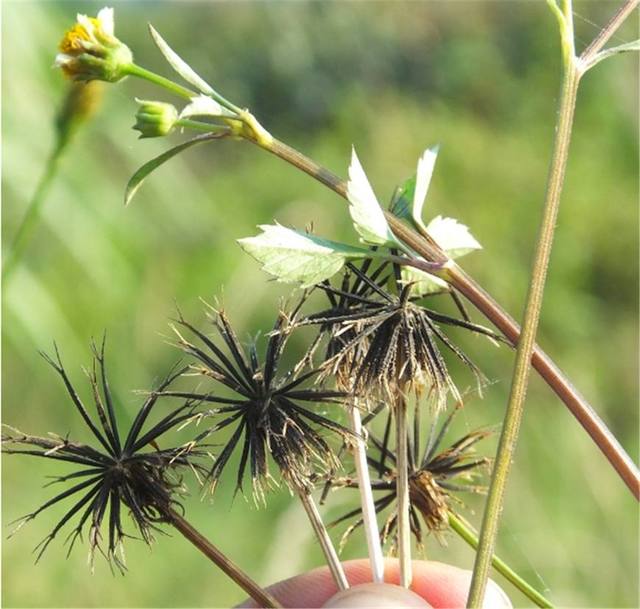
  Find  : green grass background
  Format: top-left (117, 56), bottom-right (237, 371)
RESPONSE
top-left (2, 1), bottom-right (638, 607)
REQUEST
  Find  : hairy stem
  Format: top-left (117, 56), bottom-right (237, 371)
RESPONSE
top-left (249, 137), bottom-right (639, 499)
top-left (395, 396), bottom-right (412, 588)
top-left (166, 508), bottom-right (281, 608)
top-left (466, 16), bottom-right (581, 607)
top-left (448, 512), bottom-right (553, 608)
top-left (579, 0), bottom-right (640, 65)
top-left (349, 400), bottom-right (385, 583)
top-left (297, 489), bottom-right (349, 591)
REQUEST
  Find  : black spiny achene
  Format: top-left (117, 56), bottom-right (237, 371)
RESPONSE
top-left (300, 259), bottom-right (504, 409)
top-left (2, 340), bottom-right (206, 572)
top-left (329, 405), bottom-right (491, 550)
top-left (160, 303), bottom-right (353, 503)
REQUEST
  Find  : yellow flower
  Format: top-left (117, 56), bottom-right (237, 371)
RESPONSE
top-left (55, 7), bottom-right (133, 83)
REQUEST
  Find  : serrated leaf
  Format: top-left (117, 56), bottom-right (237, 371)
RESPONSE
top-left (148, 24), bottom-right (215, 96)
top-left (124, 134), bottom-right (215, 206)
top-left (412, 145), bottom-right (439, 228)
top-left (347, 148), bottom-right (398, 246)
top-left (425, 215), bottom-right (482, 258)
top-left (400, 266), bottom-right (449, 297)
top-left (179, 94), bottom-right (235, 119)
top-left (238, 224), bottom-right (374, 287)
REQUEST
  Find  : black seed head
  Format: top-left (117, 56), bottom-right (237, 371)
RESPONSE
top-left (2, 340), bottom-right (206, 573)
top-left (164, 305), bottom-right (353, 503)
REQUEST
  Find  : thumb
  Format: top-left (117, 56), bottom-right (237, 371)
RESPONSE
top-left (322, 583), bottom-right (432, 608)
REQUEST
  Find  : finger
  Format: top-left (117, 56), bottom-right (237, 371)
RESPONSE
top-left (236, 558), bottom-right (512, 608)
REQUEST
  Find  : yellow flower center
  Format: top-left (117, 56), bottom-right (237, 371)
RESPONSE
top-left (59, 18), bottom-right (100, 53)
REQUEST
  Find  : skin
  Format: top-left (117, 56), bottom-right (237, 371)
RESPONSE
top-left (237, 559), bottom-right (513, 608)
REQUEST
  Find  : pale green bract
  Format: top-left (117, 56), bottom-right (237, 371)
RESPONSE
top-left (238, 224), bottom-right (376, 288)
top-left (179, 94), bottom-right (235, 119)
top-left (148, 24), bottom-right (216, 96)
top-left (347, 148), bottom-right (399, 246)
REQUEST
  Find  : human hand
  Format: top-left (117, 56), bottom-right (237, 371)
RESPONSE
top-left (237, 559), bottom-right (512, 608)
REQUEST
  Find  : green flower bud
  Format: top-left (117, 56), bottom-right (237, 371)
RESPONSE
top-left (133, 100), bottom-right (179, 139)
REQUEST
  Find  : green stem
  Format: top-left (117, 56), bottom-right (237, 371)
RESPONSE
top-left (247, 136), bottom-right (639, 500)
top-left (124, 64), bottom-right (195, 100)
top-left (466, 24), bottom-right (581, 609)
top-left (448, 512), bottom-right (553, 608)
top-left (3, 144), bottom-right (65, 284)
top-left (176, 118), bottom-right (227, 134)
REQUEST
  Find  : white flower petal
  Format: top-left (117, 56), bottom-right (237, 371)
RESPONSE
top-left (426, 215), bottom-right (482, 259)
top-left (76, 13), bottom-right (96, 40)
top-left (97, 7), bottom-right (115, 36)
top-left (54, 53), bottom-right (74, 67)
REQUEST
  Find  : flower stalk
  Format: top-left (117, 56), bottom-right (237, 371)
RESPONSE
top-left (348, 401), bottom-right (385, 584)
top-left (298, 490), bottom-right (349, 591)
top-left (395, 396), bottom-right (412, 588)
top-left (166, 508), bottom-right (281, 608)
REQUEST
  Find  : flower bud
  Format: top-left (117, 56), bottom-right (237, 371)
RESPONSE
top-left (133, 99), bottom-right (178, 138)
top-left (54, 7), bottom-right (133, 83)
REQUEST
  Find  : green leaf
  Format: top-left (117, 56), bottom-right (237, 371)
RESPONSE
top-left (148, 24), bottom-right (215, 96)
top-left (389, 146), bottom-right (439, 233)
top-left (124, 134), bottom-right (216, 206)
top-left (585, 40), bottom-right (640, 72)
top-left (425, 215), bottom-right (482, 258)
top-left (347, 148), bottom-right (399, 246)
top-left (238, 224), bottom-right (376, 287)
top-left (412, 145), bottom-right (439, 228)
top-left (179, 94), bottom-right (235, 119)
top-left (389, 176), bottom-right (416, 223)
top-left (400, 266), bottom-right (449, 297)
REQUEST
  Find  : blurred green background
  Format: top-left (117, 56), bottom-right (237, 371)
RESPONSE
top-left (2, 1), bottom-right (638, 607)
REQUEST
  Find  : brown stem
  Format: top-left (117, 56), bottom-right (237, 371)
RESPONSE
top-left (165, 508), bottom-right (281, 608)
top-left (579, 0), bottom-right (640, 64)
top-left (254, 137), bottom-right (640, 499)
top-left (449, 264), bottom-right (639, 500)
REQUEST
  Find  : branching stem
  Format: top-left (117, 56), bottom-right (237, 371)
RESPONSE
top-left (448, 512), bottom-right (553, 608)
top-left (247, 136), bottom-right (639, 500)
